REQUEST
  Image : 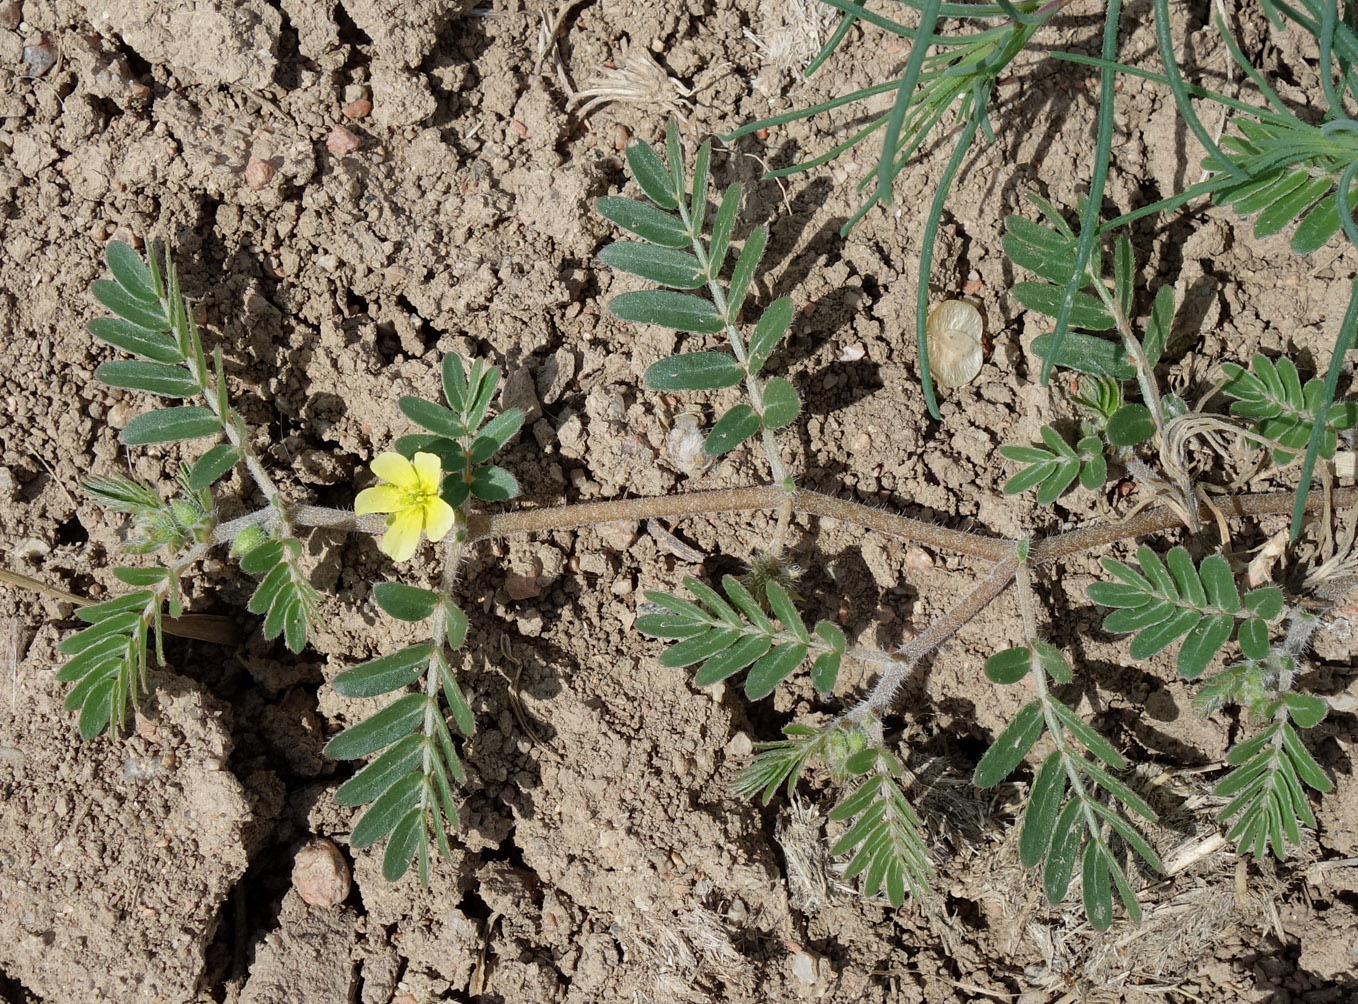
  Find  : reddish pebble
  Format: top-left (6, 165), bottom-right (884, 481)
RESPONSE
top-left (341, 98), bottom-right (372, 120)
top-left (510, 118), bottom-right (528, 138)
top-left (961, 277), bottom-right (983, 295)
top-left (755, 127), bottom-right (770, 141)
top-left (244, 156), bottom-right (275, 190)
top-left (326, 125), bottom-right (361, 156)
top-left (292, 839), bottom-right (350, 908)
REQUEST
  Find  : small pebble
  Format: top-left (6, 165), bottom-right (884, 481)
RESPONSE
top-left (509, 118), bottom-right (529, 138)
top-left (904, 547), bottom-right (934, 570)
top-left (0, 1), bottom-right (20, 30)
top-left (613, 123), bottom-right (630, 151)
top-left (755, 127), bottom-right (770, 141)
top-left (325, 125), bottom-right (361, 156)
top-left (342, 98), bottom-right (372, 120)
top-left (21, 36), bottom-right (57, 77)
top-left (243, 156), bottom-right (275, 190)
top-left (0, 466), bottom-right (14, 499)
top-left (292, 839), bottom-right (351, 908)
top-left (504, 571), bottom-right (540, 601)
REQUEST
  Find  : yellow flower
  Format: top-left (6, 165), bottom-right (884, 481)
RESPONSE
top-left (354, 452), bottom-right (458, 562)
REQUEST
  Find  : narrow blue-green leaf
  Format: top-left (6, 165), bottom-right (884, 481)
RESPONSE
top-left (760, 378), bottom-right (800, 430)
top-left (106, 241), bottom-right (159, 303)
top-left (692, 634), bottom-right (772, 686)
top-left (625, 141), bottom-right (679, 209)
top-left (810, 651), bottom-right (840, 693)
top-left (120, 406), bottom-right (221, 445)
top-left (765, 581), bottom-right (807, 642)
top-left (382, 807), bottom-right (426, 880)
top-left (1280, 722), bottom-right (1332, 792)
top-left (690, 141), bottom-right (711, 226)
top-left (705, 405), bottom-right (759, 456)
top-left (1051, 700), bottom-right (1126, 770)
top-left (1102, 595), bottom-right (1175, 635)
top-left (1177, 613), bottom-right (1233, 679)
top-left (57, 637), bottom-right (126, 682)
top-left (75, 592), bottom-right (150, 624)
top-left (247, 563), bottom-right (290, 616)
top-left (88, 317), bottom-right (182, 363)
top-left (78, 677), bottom-right (118, 739)
top-left (350, 772), bottom-right (423, 847)
top-left (1086, 581), bottom-right (1153, 609)
top-left (595, 196), bottom-right (689, 248)
top-left (612, 290), bottom-right (724, 333)
top-left (1004, 460), bottom-right (1056, 495)
top-left (1036, 459), bottom-right (1080, 505)
top-left (435, 653), bottom-right (475, 736)
top-left (635, 614), bottom-right (707, 639)
top-left (373, 582), bottom-right (439, 622)
top-left (1166, 547), bottom-right (1208, 609)
top-left (1030, 331), bottom-right (1136, 379)
top-left (1043, 797), bottom-right (1085, 902)
top-left (747, 297), bottom-right (793, 374)
top-left (973, 700), bottom-right (1045, 788)
top-left (324, 692), bottom-right (429, 760)
top-left (335, 733), bottom-right (426, 806)
top-left (334, 644), bottom-right (433, 698)
top-left (92, 279), bottom-right (168, 331)
top-left (1020, 751), bottom-right (1067, 867)
top-left (645, 351), bottom-right (743, 390)
top-left (727, 226), bottom-right (767, 322)
top-left (599, 242), bottom-right (704, 288)
top-left (1291, 192), bottom-right (1341, 255)
top-left (743, 643), bottom-right (807, 700)
top-left (400, 397), bottom-right (464, 439)
top-left (708, 185), bottom-right (741, 277)
top-left (470, 408), bottom-right (524, 464)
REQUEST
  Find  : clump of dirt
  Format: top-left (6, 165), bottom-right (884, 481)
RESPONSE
top-left (0, 0), bottom-right (1356, 1001)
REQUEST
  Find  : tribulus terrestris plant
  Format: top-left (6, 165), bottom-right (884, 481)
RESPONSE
top-left (733, 0), bottom-right (1358, 522)
top-left (36, 121), bottom-right (1357, 928)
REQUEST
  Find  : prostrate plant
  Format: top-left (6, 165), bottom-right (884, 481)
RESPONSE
top-left (44, 123), bottom-right (1355, 931)
top-left (994, 194), bottom-right (1352, 877)
top-left (60, 245), bottom-right (319, 738)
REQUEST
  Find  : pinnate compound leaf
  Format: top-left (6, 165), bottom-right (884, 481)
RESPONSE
top-left (612, 291), bottom-right (724, 333)
top-left (705, 405), bottom-right (759, 456)
top-left (974, 700), bottom-right (1045, 788)
top-left (121, 406), bottom-right (221, 445)
top-left (645, 351), bottom-right (743, 391)
top-left (373, 583), bottom-right (440, 622)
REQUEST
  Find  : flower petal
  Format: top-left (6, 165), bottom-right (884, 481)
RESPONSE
top-left (354, 484), bottom-right (405, 515)
top-left (379, 510), bottom-right (424, 562)
top-left (411, 451), bottom-right (443, 492)
top-left (371, 452), bottom-right (418, 489)
top-left (423, 497), bottom-right (458, 542)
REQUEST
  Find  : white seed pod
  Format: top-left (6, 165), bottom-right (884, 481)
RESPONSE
top-left (926, 299), bottom-right (984, 390)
